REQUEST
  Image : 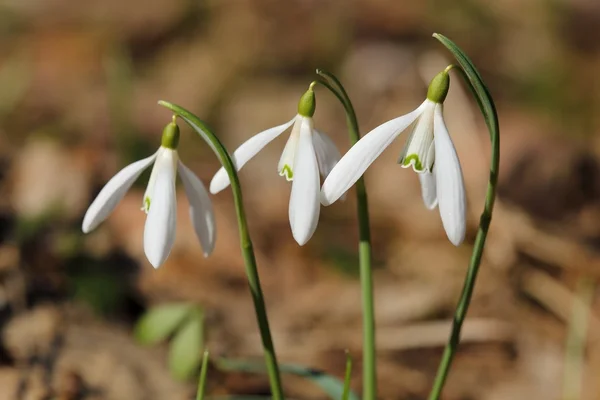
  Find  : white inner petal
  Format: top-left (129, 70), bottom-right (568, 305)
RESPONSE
top-left (143, 147), bottom-right (179, 213)
top-left (399, 100), bottom-right (436, 173)
top-left (277, 117), bottom-right (303, 181)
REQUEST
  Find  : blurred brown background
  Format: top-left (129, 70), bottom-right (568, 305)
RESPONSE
top-left (2, 0), bottom-right (600, 399)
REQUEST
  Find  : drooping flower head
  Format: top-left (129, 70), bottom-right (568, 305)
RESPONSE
top-left (82, 117), bottom-right (216, 267)
top-left (321, 69), bottom-right (466, 246)
top-left (209, 84), bottom-right (341, 245)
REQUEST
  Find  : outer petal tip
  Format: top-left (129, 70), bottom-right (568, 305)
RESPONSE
top-left (209, 168), bottom-right (229, 194)
top-left (147, 255), bottom-right (163, 269)
top-left (448, 229), bottom-right (465, 247)
top-left (81, 216), bottom-right (92, 233)
top-left (292, 232), bottom-right (309, 246)
top-left (319, 190), bottom-right (332, 207)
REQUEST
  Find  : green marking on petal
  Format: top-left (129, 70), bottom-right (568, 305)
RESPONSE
top-left (143, 196), bottom-right (151, 213)
top-left (280, 164), bottom-right (294, 181)
top-left (402, 154), bottom-right (424, 172)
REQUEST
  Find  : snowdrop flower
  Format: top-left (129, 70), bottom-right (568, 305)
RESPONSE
top-left (210, 85), bottom-right (341, 245)
top-left (82, 118), bottom-right (216, 267)
top-left (321, 70), bottom-right (466, 246)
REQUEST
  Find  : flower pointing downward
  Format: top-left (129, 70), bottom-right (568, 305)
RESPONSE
top-left (210, 85), bottom-right (341, 245)
top-left (321, 69), bottom-right (466, 246)
top-left (82, 118), bottom-right (216, 267)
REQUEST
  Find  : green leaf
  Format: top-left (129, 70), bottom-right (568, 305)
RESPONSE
top-left (134, 303), bottom-right (193, 345)
top-left (169, 310), bottom-right (204, 381)
top-left (216, 358), bottom-right (360, 400)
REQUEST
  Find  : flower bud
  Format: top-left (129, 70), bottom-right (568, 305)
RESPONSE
top-left (161, 118), bottom-right (180, 149)
top-left (426, 70), bottom-right (450, 104)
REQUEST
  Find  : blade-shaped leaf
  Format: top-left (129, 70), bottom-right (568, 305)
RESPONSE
top-left (134, 303), bottom-right (193, 345)
top-left (216, 358), bottom-right (360, 400)
top-left (169, 310), bottom-right (204, 381)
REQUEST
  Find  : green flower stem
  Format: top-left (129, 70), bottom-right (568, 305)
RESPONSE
top-left (342, 351), bottom-right (353, 400)
top-left (427, 33), bottom-right (500, 400)
top-left (315, 70), bottom-right (376, 400)
top-left (196, 351), bottom-right (210, 400)
top-left (158, 101), bottom-right (285, 400)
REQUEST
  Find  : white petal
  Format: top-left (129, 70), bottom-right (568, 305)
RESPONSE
top-left (399, 100), bottom-right (436, 172)
top-left (278, 116), bottom-right (302, 181)
top-left (320, 102), bottom-right (427, 206)
top-left (312, 129), bottom-right (341, 178)
top-left (209, 117), bottom-right (295, 193)
top-left (434, 104), bottom-right (466, 246)
top-left (82, 151), bottom-right (158, 233)
top-left (143, 150), bottom-right (177, 268)
top-left (178, 161), bottom-right (216, 257)
top-left (289, 118), bottom-right (320, 245)
top-left (419, 169), bottom-right (438, 210)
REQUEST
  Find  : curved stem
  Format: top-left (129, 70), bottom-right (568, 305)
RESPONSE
top-left (427, 33), bottom-right (500, 400)
top-left (196, 351), bottom-right (210, 400)
top-left (158, 100), bottom-right (285, 400)
top-left (315, 70), bottom-right (376, 400)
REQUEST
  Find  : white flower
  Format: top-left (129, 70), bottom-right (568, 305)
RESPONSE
top-left (321, 71), bottom-right (466, 246)
top-left (82, 121), bottom-right (216, 268)
top-left (209, 88), bottom-right (340, 246)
